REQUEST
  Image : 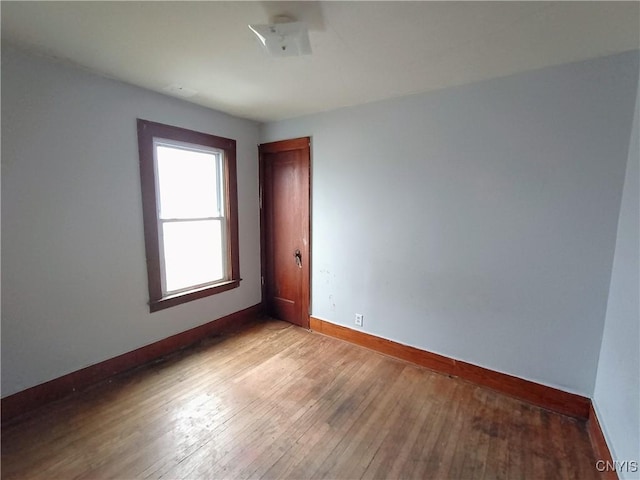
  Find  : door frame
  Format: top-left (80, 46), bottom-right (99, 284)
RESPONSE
top-left (259, 137), bottom-right (311, 328)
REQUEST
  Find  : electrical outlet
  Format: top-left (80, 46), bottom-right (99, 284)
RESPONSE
top-left (355, 313), bottom-right (364, 327)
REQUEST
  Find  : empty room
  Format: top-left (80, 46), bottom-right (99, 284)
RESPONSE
top-left (1, 1), bottom-right (638, 479)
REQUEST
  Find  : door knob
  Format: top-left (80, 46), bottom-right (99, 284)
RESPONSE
top-left (294, 249), bottom-right (302, 268)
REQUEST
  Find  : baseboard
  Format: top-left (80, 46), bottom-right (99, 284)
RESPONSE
top-left (588, 404), bottom-right (619, 480)
top-left (309, 316), bottom-right (590, 419)
top-left (1, 303), bottom-right (262, 424)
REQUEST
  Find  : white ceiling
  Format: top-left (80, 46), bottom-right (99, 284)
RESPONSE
top-left (2, 1), bottom-right (639, 122)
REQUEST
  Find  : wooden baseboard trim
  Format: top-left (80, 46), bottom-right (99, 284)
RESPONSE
top-left (1, 303), bottom-right (262, 424)
top-left (309, 316), bottom-right (590, 419)
top-left (588, 404), bottom-right (619, 480)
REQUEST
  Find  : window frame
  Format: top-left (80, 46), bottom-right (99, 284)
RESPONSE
top-left (137, 119), bottom-right (240, 312)
top-left (153, 139), bottom-right (227, 296)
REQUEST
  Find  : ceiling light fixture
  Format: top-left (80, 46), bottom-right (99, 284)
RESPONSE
top-left (249, 19), bottom-right (311, 57)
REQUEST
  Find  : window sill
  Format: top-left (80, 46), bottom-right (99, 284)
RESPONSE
top-left (149, 279), bottom-right (241, 313)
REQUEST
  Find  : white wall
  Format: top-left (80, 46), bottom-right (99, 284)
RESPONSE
top-left (593, 76), bottom-right (640, 478)
top-left (1, 45), bottom-right (262, 397)
top-left (262, 51), bottom-right (639, 396)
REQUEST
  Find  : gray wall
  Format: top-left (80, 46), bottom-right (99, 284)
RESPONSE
top-left (2, 40), bottom-right (638, 410)
top-left (1, 46), bottom-right (262, 397)
top-left (593, 76), bottom-right (640, 478)
top-left (262, 51), bottom-right (639, 396)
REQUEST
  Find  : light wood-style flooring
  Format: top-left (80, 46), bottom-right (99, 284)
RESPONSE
top-left (2, 319), bottom-right (599, 479)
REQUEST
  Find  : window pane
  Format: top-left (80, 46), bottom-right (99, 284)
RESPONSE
top-left (156, 144), bottom-right (220, 219)
top-left (162, 220), bottom-right (225, 293)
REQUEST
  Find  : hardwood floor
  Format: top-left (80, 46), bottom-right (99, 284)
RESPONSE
top-left (1, 319), bottom-right (599, 480)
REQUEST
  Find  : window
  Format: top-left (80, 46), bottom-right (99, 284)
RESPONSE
top-left (137, 119), bottom-right (240, 312)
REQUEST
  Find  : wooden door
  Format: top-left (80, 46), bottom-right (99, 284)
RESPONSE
top-left (260, 138), bottom-right (310, 328)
